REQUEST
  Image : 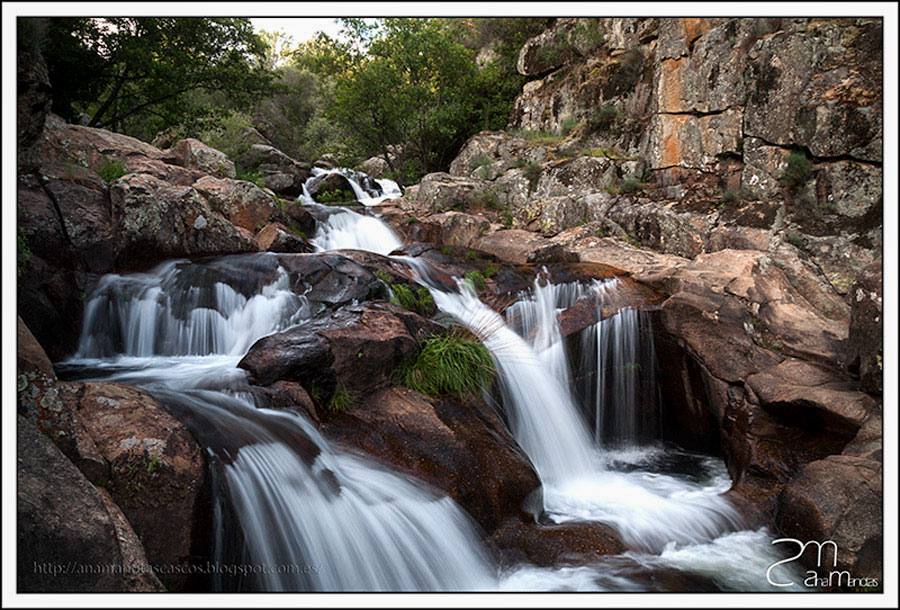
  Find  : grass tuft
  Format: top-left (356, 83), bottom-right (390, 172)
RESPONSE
top-left (98, 157), bottom-right (127, 183)
top-left (399, 331), bottom-right (494, 397)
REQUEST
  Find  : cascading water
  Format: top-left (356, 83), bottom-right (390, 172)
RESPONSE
top-left (303, 167), bottom-right (402, 207)
top-left (63, 254), bottom-right (500, 592)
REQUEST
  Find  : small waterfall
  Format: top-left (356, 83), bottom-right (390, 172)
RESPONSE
top-left (303, 167), bottom-right (402, 207)
top-left (75, 254), bottom-right (308, 359)
top-left (309, 206), bottom-right (403, 255)
top-left (579, 308), bottom-right (660, 445)
top-left (430, 282), bottom-right (598, 484)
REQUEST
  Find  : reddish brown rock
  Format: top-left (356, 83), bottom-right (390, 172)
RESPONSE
top-left (17, 316), bottom-right (54, 378)
top-left (169, 138), bottom-right (235, 178)
top-left (255, 222), bottom-right (311, 253)
top-left (489, 519), bottom-right (625, 566)
top-left (323, 386), bottom-right (541, 533)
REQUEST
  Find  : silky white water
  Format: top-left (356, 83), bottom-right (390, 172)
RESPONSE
top-left (310, 207), bottom-right (403, 255)
top-left (302, 167), bottom-right (402, 207)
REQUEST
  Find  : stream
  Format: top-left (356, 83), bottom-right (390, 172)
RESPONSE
top-left (58, 170), bottom-right (805, 592)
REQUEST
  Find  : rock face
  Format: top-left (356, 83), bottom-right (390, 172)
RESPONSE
top-left (323, 387), bottom-right (541, 533)
top-left (237, 143), bottom-right (311, 197)
top-left (18, 375), bottom-right (206, 591)
top-left (17, 416), bottom-right (164, 592)
top-left (17, 112), bottom-right (312, 357)
top-left (847, 259), bottom-right (883, 394)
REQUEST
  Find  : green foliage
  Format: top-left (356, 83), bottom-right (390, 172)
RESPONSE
top-left (557, 146), bottom-right (578, 159)
top-left (399, 331), bottom-right (495, 397)
top-left (784, 231), bottom-right (807, 249)
top-left (482, 263), bottom-right (499, 278)
top-left (720, 188), bottom-right (744, 206)
top-left (463, 270), bottom-right (487, 292)
top-left (589, 104), bottom-right (621, 133)
top-left (619, 176), bottom-right (642, 194)
top-left (558, 117), bottom-right (580, 136)
top-left (781, 152), bottom-right (813, 191)
top-left (468, 153), bottom-right (494, 173)
top-left (97, 157), bottom-right (127, 183)
top-left (327, 383), bottom-right (354, 412)
top-left (511, 128), bottom-right (567, 146)
top-left (25, 17), bottom-right (272, 139)
top-left (374, 269), bottom-right (394, 284)
top-left (17, 229), bottom-right (32, 277)
top-left (235, 167), bottom-right (266, 188)
top-left (390, 283), bottom-right (436, 316)
top-left (471, 187), bottom-right (502, 211)
top-left (199, 110), bottom-right (257, 164)
top-left (521, 160), bottom-right (543, 193)
top-left (571, 20), bottom-right (606, 52)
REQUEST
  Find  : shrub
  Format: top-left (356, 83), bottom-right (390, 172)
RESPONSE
top-left (464, 270), bottom-right (487, 292)
top-left (522, 161), bottom-right (543, 193)
top-left (472, 188), bottom-right (502, 210)
top-left (720, 188), bottom-right (743, 205)
top-left (588, 104), bottom-right (621, 133)
top-left (557, 146), bottom-right (578, 159)
top-left (468, 152), bottom-right (494, 173)
top-left (199, 110), bottom-right (256, 162)
top-left (235, 167), bottom-right (266, 188)
top-left (558, 117), bottom-right (580, 136)
top-left (399, 331), bottom-right (495, 397)
top-left (572, 20), bottom-right (605, 52)
top-left (780, 152), bottom-right (813, 192)
top-left (98, 157), bottom-right (127, 183)
top-left (619, 176), bottom-right (642, 194)
top-left (483, 263), bottom-right (499, 278)
top-left (784, 232), bottom-right (807, 249)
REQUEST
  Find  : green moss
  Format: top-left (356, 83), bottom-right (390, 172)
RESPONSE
top-left (784, 231), bottom-right (807, 249)
top-left (521, 161), bottom-right (543, 193)
top-left (510, 129), bottom-right (567, 146)
top-left (399, 331), bottom-right (495, 397)
top-left (98, 157), bottom-right (127, 183)
top-left (482, 263), bottom-right (499, 278)
top-left (780, 152), bottom-right (813, 192)
top-left (374, 269), bottom-right (394, 284)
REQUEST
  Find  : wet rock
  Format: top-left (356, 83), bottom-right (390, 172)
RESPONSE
top-left (193, 175), bottom-right (278, 233)
top-left (489, 519), bottom-right (625, 566)
top-left (275, 252), bottom-right (385, 307)
top-left (307, 171), bottom-right (358, 203)
top-left (240, 304), bottom-right (417, 400)
top-left (323, 386), bottom-right (542, 533)
top-left (846, 259), bottom-right (882, 393)
top-left (169, 138), bottom-right (235, 179)
top-left (17, 416), bottom-right (164, 592)
top-left (255, 222), bottom-right (312, 253)
top-left (21, 381), bottom-right (205, 591)
top-left (110, 173), bottom-right (258, 268)
top-left (776, 454), bottom-right (882, 585)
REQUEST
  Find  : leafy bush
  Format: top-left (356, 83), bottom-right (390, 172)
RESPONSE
top-left (521, 160), bottom-right (543, 193)
top-left (199, 110), bottom-right (257, 162)
top-left (780, 151), bottom-right (813, 192)
top-left (588, 104), bottom-right (621, 133)
top-left (619, 176), bottom-right (642, 194)
top-left (557, 146), bottom-right (578, 159)
top-left (483, 263), bottom-right (499, 278)
top-left (235, 167), bottom-right (266, 188)
top-left (399, 331), bottom-right (494, 396)
top-left (471, 188), bottom-right (502, 210)
top-left (468, 153), bottom-right (494, 173)
top-left (720, 188), bottom-right (744, 205)
top-left (558, 117), bottom-right (579, 136)
top-left (571, 20), bottom-right (605, 52)
top-left (98, 157), bottom-right (127, 183)
top-left (784, 232), bottom-right (807, 249)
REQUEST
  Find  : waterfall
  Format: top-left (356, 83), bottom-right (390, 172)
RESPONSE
top-left (303, 167), bottom-right (402, 207)
top-left (309, 206), bottom-right (403, 255)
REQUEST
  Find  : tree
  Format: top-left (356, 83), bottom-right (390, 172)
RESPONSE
top-left (26, 17), bottom-right (272, 138)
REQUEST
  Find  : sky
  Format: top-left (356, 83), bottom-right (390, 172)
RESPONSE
top-left (250, 17), bottom-right (343, 43)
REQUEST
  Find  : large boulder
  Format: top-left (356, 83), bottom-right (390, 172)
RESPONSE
top-left (255, 222), bottom-right (312, 253)
top-left (776, 454), bottom-right (882, 586)
top-left (18, 378), bottom-right (206, 591)
top-left (846, 259), bottom-right (882, 393)
top-left (322, 386), bottom-right (542, 533)
top-left (169, 138), bottom-right (235, 179)
top-left (237, 143), bottom-right (310, 197)
top-left (489, 519), bottom-right (625, 566)
top-left (17, 416), bottom-right (164, 592)
top-left (414, 173), bottom-right (481, 212)
top-left (17, 316), bottom-right (54, 378)
top-left (110, 173), bottom-right (257, 268)
top-left (193, 175), bottom-right (279, 233)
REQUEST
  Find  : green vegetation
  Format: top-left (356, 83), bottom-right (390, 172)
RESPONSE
top-left (235, 167), bottom-right (266, 188)
top-left (720, 188), bottom-right (744, 205)
top-left (390, 283), bottom-right (436, 316)
top-left (482, 263), bottom-right (499, 278)
top-left (471, 187), bottom-right (502, 211)
top-left (399, 331), bottom-right (495, 397)
top-left (588, 104), bottom-right (621, 133)
top-left (784, 231), bottom-right (807, 249)
top-left (463, 270), bottom-right (487, 291)
top-left (17, 229), bottom-right (31, 277)
top-left (619, 176), bottom-right (642, 194)
top-left (780, 151), bottom-right (813, 192)
top-left (97, 157), bottom-right (127, 183)
top-left (520, 160), bottom-right (543, 193)
top-left (510, 129), bottom-right (568, 146)
top-left (327, 383), bottom-right (354, 412)
top-left (558, 117), bottom-right (580, 136)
